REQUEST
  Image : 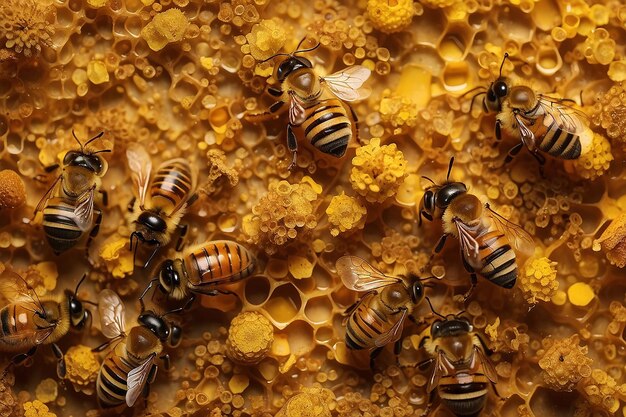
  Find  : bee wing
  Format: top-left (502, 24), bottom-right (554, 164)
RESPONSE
top-left (512, 113), bottom-right (537, 150)
top-left (126, 353), bottom-right (156, 407)
top-left (537, 95), bottom-right (590, 133)
top-left (336, 256), bottom-right (402, 291)
top-left (454, 220), bottom-right (481, 266)
top-left (0, 325), bottom-right (56, 346)
top-left (373, 308), bottom-right (407, 348)
top-left (34, 326), bottom-right (56, 345)
top-left (0, 271), bottom-right (44, 312)
top-left (34, 175), bottom-right (62, 215)
top-left (485, 204), bottom-right (535, 258)
top-left (288, 92), bottom-right (306, 125)
top-left (126, 143), bottom-right (152, 207)
top-left (427, 350), bottom-right (453, 393)
top-left (322, 66), bottom-right (372, 102)
top-left (74, 187), bottom-right (95, 232)
top-left (97, 289), bottom-right (126, 339)
top-left (473, 346), bottom-right (498, 384)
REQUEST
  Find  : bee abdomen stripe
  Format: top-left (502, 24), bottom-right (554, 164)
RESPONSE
top-left (304, 112), bottom-right (344, 135)
top-left (310, 122), bottom-right (351, 145)
top-left (483, 244), bottom-right (512, 265)
top-left (309, 104), bottom-right (342, 117)
top-left (0, 307), bottom-right (10, 336)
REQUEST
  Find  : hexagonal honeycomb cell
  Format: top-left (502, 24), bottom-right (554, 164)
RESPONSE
top-left (0, 0), bottom-right (626, 416)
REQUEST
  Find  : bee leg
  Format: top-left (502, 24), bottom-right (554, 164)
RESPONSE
top-left (393, 339), bottom-right (403, 365)
top-left (84, 208), bottom-right (103, 260)
top-left (416, 357), bottom-right (434, 371)
top-left (530, 151), bottom-right (546, 178)
top-left (287, 124), bottom-right (298, 170)
top-left (174, 224), bottom-right (188, 251)
top-left (142, 365), bottom-right (158, 408)
top-left (494, 120), bottom-right (503, 146)
top-left (268, 86), bottom-right (283, 97)
top-left (160, 354), bottom-right (170, 371)
top-left (427, 234), bottom-right (448, 265)
top-left (127, 196), bottom-right (136, 212)
top-left (369, 347), bottom-right (383, 370)
top-left (51, 343), bottom-right (66, 379)
top-left (100, 190), bottom-right (108, 207)
top-left (503, 142), bottom-right (524, 165)
top-left (2, 345), bottom-right (38, 378)
top-left (421, 391), bottom-right (437, 417)
top-left (139, 278), bottom-right (159, 312)
top-left (462, 273), bottom-right (478, 301)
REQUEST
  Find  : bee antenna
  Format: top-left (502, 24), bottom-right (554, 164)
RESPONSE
top-left (421, 176), bottom-right (436, 185)
top-left (74, 273), bottom-right (87, 297)
top-left (83, 131), bottom-right (105, 147)
top-left (446, 157), bottom-right (455, 181)
top-left (72, 129), bottom-right (84, 152)
top-left (499, 53), bottom-right (509, 78)
top-left (260, 52), bottom-right (290, 63)
top-left (82, 299), bottom-right (98, 306)
top-left (425, 297), bottom-right (445, 319)
top-left (294, 42), bottom-right (320, 55)
top-left (92, 149), bottom-right (112, 154)
top-left (468, 91), bottom-right (486, 114)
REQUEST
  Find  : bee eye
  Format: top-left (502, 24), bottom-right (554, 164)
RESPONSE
top-left (412, 283), bottom-right (424, 301)
top-left (63, 151), bottom-right (76, 165)
top-left (495, 81), bottom-right (508, 97)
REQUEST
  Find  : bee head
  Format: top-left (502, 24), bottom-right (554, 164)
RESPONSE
top-left (431, 316), bottom-right (472, 339)
top-left (158, 259), bottom-right (181, 294)
top-left (275, 56), bottom-right (313, 82)
top-left (485, 77), bottom-right (509, 112)
top-left (407, 277), bottom-right (425, 304)
top-left (136, 212), bottom-right (168, 235)
top-left (67, 274), bottom-right (90, 329)
top-left (420, 182), bottom-right (468, 223)
top-left (64, 131), bottom-right (110, 176)
top-left (138, 310), bottom-right (170, 341)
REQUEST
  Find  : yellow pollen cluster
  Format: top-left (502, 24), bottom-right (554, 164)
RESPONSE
top-left (538, 335), bottom-right (593, 391)
top-left (98, 236), bottom-right (134, 279)
top-left (519, 256), bottom-right (559, 304)
top-left (0, 378), bottom-right (18, 417)
top-left (326, 193), bottom-right (367, 237)
top-left (226, 311), bottom-right (274, 365)
top-left (64, 345), bottom-right (101, 395)
top-left (0, 0), bottom-right (55, 59)
top-left (276, 386), bottom-right (336, 417)
top-left (0, 169), bottom-right (26, 210)
top-left (419, 0), bottom-right (458, 8)
top-left (35, 379), bottom-right (58, 403)
top-left (141, 8), bottom-right (189, 52)
top-left (366, 0), bottom-right (415, 34)
top-left (23, 400), bottom-right (57, 417)
top-left (350, 138), bottom-right (408, 203)
top-left (379, 94), bottom-right (419, 129)
top-left (593, 214), bottom-right (626, 268)
top-left (243, 177), bottom-right (321, 255)
top-left (565, 133), bottom-right (613, 180)
top-left (581, 369), bottom-right (626, 414)
top-left (245, 19), bottom-right (287, 61)
top-left (591, 83), bottom-right (626, 148)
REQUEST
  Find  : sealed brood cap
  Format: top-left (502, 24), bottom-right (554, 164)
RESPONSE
top-left (0, 170), bottom-right (26, 209)
top-left (226, 311), bottom-right (274, 364)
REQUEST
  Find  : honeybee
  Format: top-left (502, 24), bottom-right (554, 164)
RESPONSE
top-left (418, 158), bottom-right (534, 299)
top-left (0, 271), bottom-right (92, 378)
top-left (336, 256), bottom-right (428, 368)
top-left (245, 38), bottom-right (371, 169)
top-left (34, 131), bottom-right (109, 255)
top-left (478, 54), bottom-right (592, 169)
top-left (418, 314), bottom-right (497, 417)
top-left (140, 240), bottom-right (256, 308)
top-left (94, 289), bottom-right (182, 409)
top-left (126, 143), bottom-right (197, 268)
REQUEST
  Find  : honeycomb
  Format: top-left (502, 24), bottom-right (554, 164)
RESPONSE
top-left (0, 0), bottom-right (625, 416)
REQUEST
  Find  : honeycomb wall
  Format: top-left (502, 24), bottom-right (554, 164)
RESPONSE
top-left (0, 0), bottom-right (625, 416)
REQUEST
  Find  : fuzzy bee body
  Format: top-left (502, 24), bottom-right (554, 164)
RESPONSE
top-left (97, 341), bottom-right (150, 409)
top-left (421, 316), bottom-right (497, 417)
top-left (299, 98), bottom-right (353, 158)
top-left (127, 144), bottom-right (197, 268)
top-left (142, 240), bottom-right (256, 305)
top-left (337, 256), bottom-right (427, 367)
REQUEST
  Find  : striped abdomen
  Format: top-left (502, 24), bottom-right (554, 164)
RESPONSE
top-left (438, 373), bottom-right (489, 417)
top-left (42, 197), bottom-right (83, 254)
top-left (96, 347), bottom-right (140, 409)
top-left (524, 109), bottom-right (582, 160)
top-left (301, 99), bottom-right (352, 157)
top-left (185, 240), bottom-right (256, 288)
top-left (345, 293), bottom-right (395, 350)
top-left (149, 159), bottom-right (194, 214)
top-left (470, 229), bottom-right (517, 289)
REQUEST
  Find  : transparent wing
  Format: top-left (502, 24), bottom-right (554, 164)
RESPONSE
top-left (322, 66), bottom-right (372, 101)
top-left (474, 346), bottom-right (498, 383)
top-left (427, 350), bottom-right (451, 393)
top-left (537, 95), bottom-right (590, 133)
top-left (97, 289), bottom-right (126, 339)
top-left (454, 220), bottom-right (481, 267)
top-left (288, 92), bottom-right (306, 126)
top-left (34, 175), bottom-right (62, 215)
top-left (513, 113), bottom-right (537, 150)
top-left (0, 271), bottom-right (44, 313)
top-left (485, 204), bottom-right (535, 258)
top-left (74, 187), bottom-right (95, 232)
top-left (126, 353), bottom-right (156, 407)
top-left (34, 326), bottom-right (56, 345)
top-left (0, 326), bottom-right (55, 346)
top-left (336, 256), bottom-right (401, 291)
top-left (373, 308), bottom-right (407, 348)
top-left (126, 143), bottom-right (152, 207)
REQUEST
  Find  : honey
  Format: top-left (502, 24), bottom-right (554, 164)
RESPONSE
top-left (0, 0), bottom-right (625, 416)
